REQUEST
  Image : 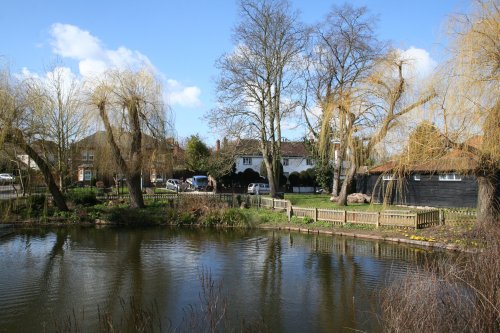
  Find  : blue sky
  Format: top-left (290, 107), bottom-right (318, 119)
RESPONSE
top-left (1, 0), bottom-right (467, 146)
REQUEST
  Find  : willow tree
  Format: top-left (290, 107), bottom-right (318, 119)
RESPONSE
top-left (208, 0), bottom-right (307, 198)
top-left (89, 68), bottom-right (168, 209)
top-left (336, 51), bottom-right (436, 206)
top-left (431, 0), bottom-right (499, 226)
top-left (0, 68), bottom-right (69, 211)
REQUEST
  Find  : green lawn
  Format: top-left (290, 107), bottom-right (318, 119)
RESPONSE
top-left (283, 193), bottom-right (410, 211)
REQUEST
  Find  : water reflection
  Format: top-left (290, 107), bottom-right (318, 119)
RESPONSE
top-left (0, 227), bottom-right (446, 332)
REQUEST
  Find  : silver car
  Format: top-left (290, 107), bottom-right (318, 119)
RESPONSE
top-left (247, 183), bottom-right (270, 195)
top-left (0, 173), bottom-right (15, 183)
top-left (166, 179), bottom-right (181, 191)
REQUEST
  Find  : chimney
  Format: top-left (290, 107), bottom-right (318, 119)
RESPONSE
top-left (216, 139), bottom-right (221, 153)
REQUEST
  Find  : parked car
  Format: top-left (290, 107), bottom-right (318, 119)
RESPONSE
top-left (188, 175), bottom-right (209, 191)
top-left (166, 178), bottom-right (181, 191)
top-left (0, 173), bottom-right (15, 184)
top-left (154, 177), bottom-right (164, 186)
top-left (247, 183), bottom-right (270, 195)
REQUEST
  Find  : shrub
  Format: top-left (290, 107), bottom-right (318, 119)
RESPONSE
top-left (302, 216), bottom-right (314, 224)
top-left (221, 209), bottom-right (248, 227)
top-left (201, 211), bottom-right (221, 227)
top-left (67, 189), bottom-right (98, 206)
top-left (104, 207), bottom-right (164, 226)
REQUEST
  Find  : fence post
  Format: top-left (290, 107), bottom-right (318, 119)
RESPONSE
top-left (272, 198), bottom-right (275, 209)
top-left (414, 213), bottom-right (419, 230)
top-left (376, 212), bottom-right (380, 228)
top-left (343, 210), bottom-right (347, 225)
top-left (439, 209), bottom-right (444, 226)
top-left (314, 208), bottom-right (318, 222)
top-left (287, 204), bottom-right (292, 222)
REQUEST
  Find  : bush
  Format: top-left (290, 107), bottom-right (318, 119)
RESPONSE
top-left (67, 189), bottom-right (98, 206)
top-left (104, 207), bottom-right (163, 226)
top-left (302, 216), bottom-right (314, 224)
top-left (221, 209), bottom-right (248, 227)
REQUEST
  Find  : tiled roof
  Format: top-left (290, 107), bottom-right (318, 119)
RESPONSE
top-left (234, 139), bottom-right (311, 157)
top-left (74, 131), bottom-right (174, 150)
top-left (369, 140), bottom-right (481, 174)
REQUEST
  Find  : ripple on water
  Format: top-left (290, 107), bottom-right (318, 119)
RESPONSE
top-left (0, 228), bottom-right (447, 333)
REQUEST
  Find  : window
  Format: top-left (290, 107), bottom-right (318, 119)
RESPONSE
top-left (413, 174), bottom-right (421, 181)
top-left (439, 173), bottom-right (462, 181)
top-left (242, 157), bottom-right (252, 165)
top-left (306, 158), bottom-right (313, 166)
top-left (283, 158), bottom-right (289, 166)
top-left (382, 174), bottom-right (395, 181)
top-left (84, 170), bottom-right (92, 181)
top-left (82, 150), bottom-right (94, 161)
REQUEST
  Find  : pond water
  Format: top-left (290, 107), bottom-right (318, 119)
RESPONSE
top-left (0, 227), bottom-right (448, 332)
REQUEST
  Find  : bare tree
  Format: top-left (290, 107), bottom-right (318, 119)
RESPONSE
top-left (31, 66), bottom-right (90, 191)
top-left (0, 67), bottom-right (69, 211)
top-left (303, 4), bottom-right (382, 196)
top-left (208, 0), bottom-right (307, 197)
top-left (89, 68), bottom-right (169, 209)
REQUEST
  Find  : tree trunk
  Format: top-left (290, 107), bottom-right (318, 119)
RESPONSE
top-left (127, 101), bottom-right (145, 209)
top-left (16, 135), bottom-right (68, 211)
top-left (22, 145), bottom-right (69, 211)
top-left (332, 165), bottom-right (341, 196)
top-left (338, 163), bottom-right (357, 206)
top-left (127, 172), bottom-right (144, 209)
top-left (262, 154), bottom-right (278, 198)
top-left (476, 172), bottom-right (500, 228)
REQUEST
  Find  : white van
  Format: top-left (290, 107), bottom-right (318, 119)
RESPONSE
top-left (247, 183), bottom-right (270, 195)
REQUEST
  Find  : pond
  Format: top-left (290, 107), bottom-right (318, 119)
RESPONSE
top-left (0, 227), bottom-right (449, 332)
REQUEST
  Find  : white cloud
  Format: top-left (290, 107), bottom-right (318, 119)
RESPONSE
top-left (51, 23), bottom-right (103, 60)
top-left (78, 58), bottom-right (108, 77)
top-left (397, 47), bottom-right (437, 79)
top-left (50, 23), bottom-right (153, 75)
top-left (165, 79), bottom-right (202, 108)
top-left (48, 23), bottom-right (201, 107)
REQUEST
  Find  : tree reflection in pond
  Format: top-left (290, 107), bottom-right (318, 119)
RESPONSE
top-left (0, 227), bottom-right (449, 333)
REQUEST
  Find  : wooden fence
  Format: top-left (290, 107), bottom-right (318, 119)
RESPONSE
top-left (442, 208), bottom-right (477, 224)
top-left (288, 206), bottom-right (434, 229)
top-left (94, 192), bottom-right (450, 229)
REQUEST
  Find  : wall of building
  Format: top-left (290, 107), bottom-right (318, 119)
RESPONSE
top-left (356, 173), bottom-right (478, 208)
top-left (282, 157), bottom-right (314, 176)
top-left (235, 156), bottom-right (263, 174)
top-left (235, 156), bottom-right (314, 175)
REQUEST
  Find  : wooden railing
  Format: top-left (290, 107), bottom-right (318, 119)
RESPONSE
top-left (94, 192), bottom-right (442, 229)
top-left (442, 208), bottom-right (477, 224)
top-left (416, 210), bottom-right (440, 228)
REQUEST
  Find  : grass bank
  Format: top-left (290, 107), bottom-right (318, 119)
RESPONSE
top-left (284, 193), bottom-right (409, 211)
top-left (1, 190), bottom-right (488, 251)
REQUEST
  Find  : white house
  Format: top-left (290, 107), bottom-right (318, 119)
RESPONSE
top-left (233, 139), bottom-right (315, 176)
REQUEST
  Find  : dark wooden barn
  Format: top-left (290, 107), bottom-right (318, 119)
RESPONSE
top-left (356, 143), bottom-right (482, 208)
top-left (356, 172), bottom-right (478, 208)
